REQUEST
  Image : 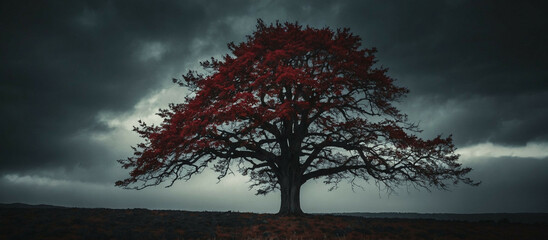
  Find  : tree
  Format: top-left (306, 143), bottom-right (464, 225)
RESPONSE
top-left (116, 20), bottom-right (478, 215)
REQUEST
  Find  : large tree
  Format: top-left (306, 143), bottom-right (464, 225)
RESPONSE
top-left (116, 20), bottom-right (478, 215)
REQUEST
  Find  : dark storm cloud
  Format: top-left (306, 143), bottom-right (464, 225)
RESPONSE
top-left (332, 0), bottom-right (548, 145)
top-left (0, 0), bottom-right (213, 172)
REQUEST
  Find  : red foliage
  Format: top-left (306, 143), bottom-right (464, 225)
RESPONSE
top-left (117, 20), bottom-right (478, 213)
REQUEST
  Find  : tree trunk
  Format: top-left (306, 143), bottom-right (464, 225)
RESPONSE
top-left (278, 173), bottom-right (304, 215)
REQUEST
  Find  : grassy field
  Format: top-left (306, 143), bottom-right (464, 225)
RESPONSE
top-left (1, 204), bottom-right (547, 239)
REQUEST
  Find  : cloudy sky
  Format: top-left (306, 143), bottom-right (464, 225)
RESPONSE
top-left (1, 0), bottom-right (547, 213)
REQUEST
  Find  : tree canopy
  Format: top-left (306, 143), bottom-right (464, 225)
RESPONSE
top-left (116, 20), bottom-right (478, 215)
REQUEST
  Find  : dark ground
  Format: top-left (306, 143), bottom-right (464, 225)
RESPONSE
top-left (1, 204), bottom-right (547, 239)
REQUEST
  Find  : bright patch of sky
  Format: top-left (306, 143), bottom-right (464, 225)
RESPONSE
top-left (138, 41), bottom-right (168, 62)
top-left (457, 142), bottom-right (548, 160)
top-left (96, 86), bottom-right (188, 132)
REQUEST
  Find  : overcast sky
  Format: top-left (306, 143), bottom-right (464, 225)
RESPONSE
top-left (1, 0), bottom-right (547, 213)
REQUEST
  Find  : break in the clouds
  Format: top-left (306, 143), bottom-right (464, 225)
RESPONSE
top-left (1, 0), bottom-right (547, 213)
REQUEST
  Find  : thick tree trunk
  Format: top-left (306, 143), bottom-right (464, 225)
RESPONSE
top-left (278, 173), bottom-right (304, 215)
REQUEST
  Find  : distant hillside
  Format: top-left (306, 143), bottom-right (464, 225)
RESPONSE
top-left (2, 203), bottom-right (546, 224)
top-left (0, 203), bottom-right (66, 209)
top-left (337, 212), bottom-right (548, 224)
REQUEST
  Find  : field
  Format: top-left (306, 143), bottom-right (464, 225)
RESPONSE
top-left (1, 204), bottom-right (547, 239)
